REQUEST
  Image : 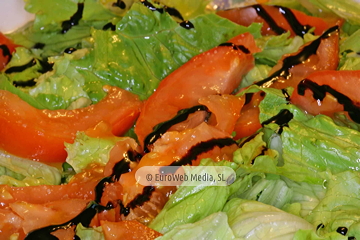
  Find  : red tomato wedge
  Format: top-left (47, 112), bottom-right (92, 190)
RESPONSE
top-left (101, 220), bottom-right (162, 240)
top-left (291, 70), bottom-right (360, 120)
top-left (217, 4), bottom-right (342, 37)
top-left (135, 32), bottom-right (260, 147)
top-left (0, 85), bottom-right (143, 162)
top-left (0, 163), bottom-right (104, 206)
top-left (233, 26), bottom-right (339, 139)
top-left (10, 199), bottom-right (88, 234)
top-left (0, 33), bottom-right (19, 71)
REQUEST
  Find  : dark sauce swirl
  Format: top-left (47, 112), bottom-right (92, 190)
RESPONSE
top-left (218, 42), bottom-right (250, 53)
top-left (112, 0), bottom-right (126, 9)
top-left (13, 79), bottom-right (36, 87)
top-left (297, 79), bottom-right (360, 123)
top-left (143, 105), bottom-right (210, 153)
top-left (274, 5), bottom-right (312, 37)
top-left (262, 109), bottom-right (294, 127)
top-left (0, 45), bottom-right (11, 64)
top-left (103, 22), bottom-right (116, 31)
top-left (5, 59), bottom-right (37, 74)
top-left (252, 4), bottom-right (286, 35)
top-left (25, 150), bottom-right (141, 239)
top-left (179, 20), bottom-right (194, 29)
top-left (61, 3), bottom-right (84, 34)
top-left (169, 138), bottom-right (237, 167)
top-left (255, 26), bottom-right (339, 87)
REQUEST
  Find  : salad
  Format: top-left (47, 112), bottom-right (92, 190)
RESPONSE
top-left (1, 0), bottom-right (360, 239)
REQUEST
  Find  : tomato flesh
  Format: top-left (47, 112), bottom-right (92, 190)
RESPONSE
top-left (135, 32), bottom-right (259, 147)
top-left (291, 70), bottom-right (360, 119)
top-left (217, 4), bottom-right (341, 37)
top-left (0, 85), bottom-right (143, 162)
top-left (0, 33), bottom-right (19, 71)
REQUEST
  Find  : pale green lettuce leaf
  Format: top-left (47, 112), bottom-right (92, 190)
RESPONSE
top-left (223, 198), bottom-right (313, 239)
top-left (304, 171), bottom-right (360, 239)
top-left (65, 132), bottom-right (124, 173)
top-left (255, 32), bottom-right (304, 66)
top-left (155, 212), bottom-right (237, 240)
top-left (0, 151), bottom-right (62, 186)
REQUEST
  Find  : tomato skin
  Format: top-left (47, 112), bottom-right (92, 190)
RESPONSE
top-left (135, 33), bottom-right (259, 147)
top-left (217, 4), bottom-right (341, 37)
top-left (101, 220), bottom-right (162, 240)
top-left (0, 85), bottom-right (143, 162)
top-left (0, 163), bottom-right (104, 206)
top-left (0, 33), bottom-right (19, 71)
top-left (291, 70), bottom-right (360, 117)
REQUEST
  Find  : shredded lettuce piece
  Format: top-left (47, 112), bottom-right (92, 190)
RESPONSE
top-left (65, 131), bottom-right (124, 173)
top-left (0, 151), bottom-right (62, 186)
top-left (155, 212), bottom-right (237, 240)
top-left (223, 198), bottom-right (314, 239)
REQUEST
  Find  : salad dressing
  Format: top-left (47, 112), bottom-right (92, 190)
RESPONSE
top-left (113, 0), bottom-right (126, 9)
top-left (251, 4), bottom-right (287, 35)
top-left (255, 25), bottom-right (339, 87)
top-left (25, 150), bottom-right (141, 239)
top-left (168, 137), bottom-right (237, 167)
top-left (4, 58), bottom-right (36, 74)
top-left (297, 79), bottom-right (360, 123)
top-left (61, 3), bottom-right (84, 34)
top-left (143, 105), bottom-right (210, 153)
top-left (0, 44), bottom-right (11, 63)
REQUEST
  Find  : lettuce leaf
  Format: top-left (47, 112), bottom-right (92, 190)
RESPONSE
top-left (156, 212), bottom-right (237, 240)
top-left (65, 131), bottom-right (124, 173)
top-left (0, 151), bottom-right (62, 186)
top-left (223, 198), bottom-right (313, 239)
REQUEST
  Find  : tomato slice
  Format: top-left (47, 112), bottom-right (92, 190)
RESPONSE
top-left (291, 70), bottom-right (360, 121)
top-left (217, 4), bottom-right (341, 37)
top-left (0, 33), bottom-right (19, 71)
top-left (0, 85), bottom-right (143, 162)
top-left (135, 32), bottom-right (260, 147)
top-left (101, 220), bottom-right (162, 240)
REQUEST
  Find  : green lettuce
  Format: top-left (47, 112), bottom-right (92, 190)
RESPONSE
top-left (223, 198), bottom-right (314, 239)
top-left (5, 1), bottom-right (262, 109)
top-left (303, 171), bottom-right (360, 239)
top-left (0, 151), bottom-right (62, 186)
top-left (65, 131), bottom-right (124, 173)
top-left (156, 212), bottom-right (237, 240)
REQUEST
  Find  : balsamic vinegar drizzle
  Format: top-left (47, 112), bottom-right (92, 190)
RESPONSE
top-left (13, 79), bottom-right (36, 87)
top-left (141, 0), bottom-right (193, 29)
top-left (61, 3), bottom-right (84, 34)
top-left (218, 42), bottom-right (250, 53)
top-left (255, 25), bottom-right (339, 87)
top-left (33, 42), bottom-right (46, 49)
top-left (113, 0), bottom-right (126, 9)
top-left (102, 22), bottom-right (116, 31)
top-left (274, 5), bottom-right (312, 37)
top-left (120, 186), bottom-right (155, 216)
top-left (261, 109), bottom-right (294, 127)
top-left (251, 4), bottom-right (287, 35)
top-left (143, 105), bottom-right (210, 153)
top-left (297, 79), bottom-right (360, 123)
top-left (64, 47), bottom-right (77, 54)
top-left (169, 138), bottom-right (237, 167)
top-left (5, 59), bottom-right (37, 74)
top-left (179, 21), bottom-right (194, 30)
top-left (25, 151), bottom-right (141, 240)
top-left (0, 44), bottom-right (12, 63)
